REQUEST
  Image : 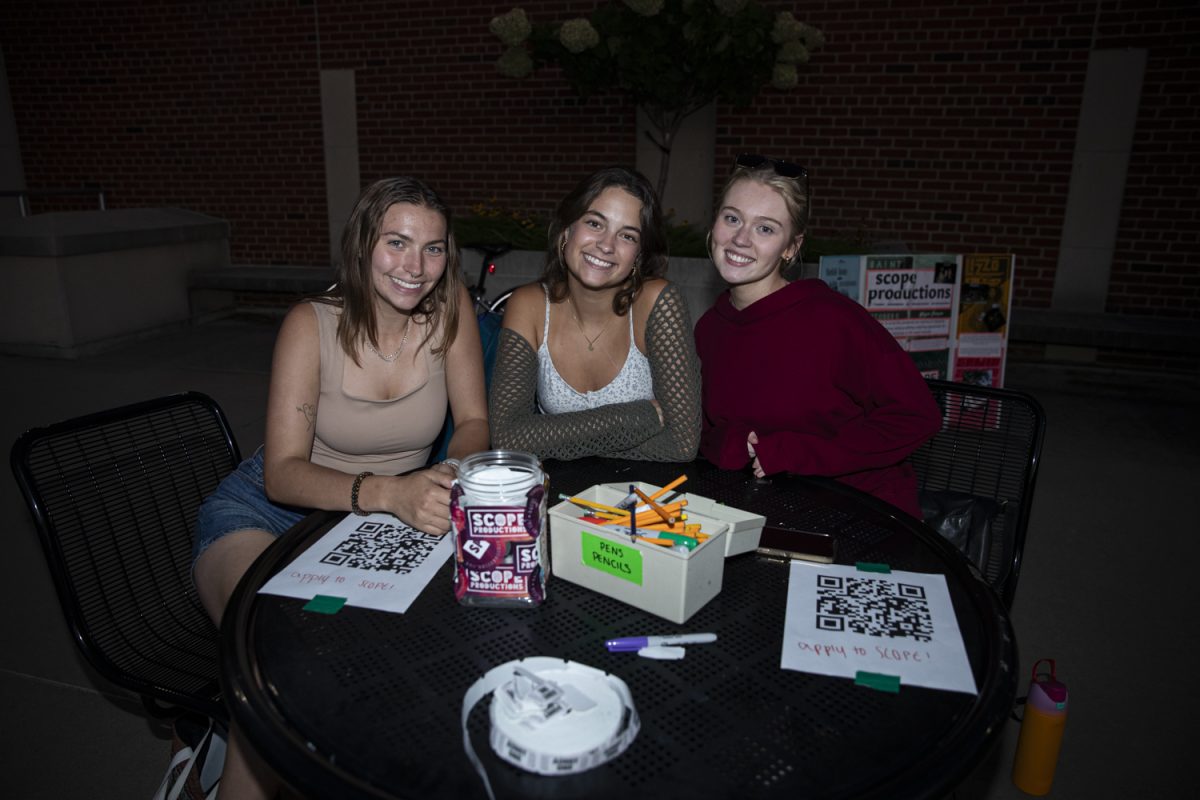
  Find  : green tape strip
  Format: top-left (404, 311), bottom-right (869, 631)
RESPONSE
top-left (855, 561), bottom-right (892, 573)
top-left (303, 594), bottom-right (347, 614)
top-left (855, 671), bottom-right (901, 693)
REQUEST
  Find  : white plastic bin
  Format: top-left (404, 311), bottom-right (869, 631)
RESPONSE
top-left (548, 482), bottom-right (730, 623)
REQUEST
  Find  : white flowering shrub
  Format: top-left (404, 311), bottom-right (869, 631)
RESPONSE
top-left (559, 18), bottom-right (601, 54)
top-left (489, 8), bottom-right (531, 47)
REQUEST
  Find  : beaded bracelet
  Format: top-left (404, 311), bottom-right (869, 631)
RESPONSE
top-left (351, 471), bottom-right (373, 516)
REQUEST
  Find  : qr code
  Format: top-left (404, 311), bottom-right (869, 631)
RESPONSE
top-left (815, 575), bottom-right (934, 642)
top-left (319, 520), bottom-right (442, 574)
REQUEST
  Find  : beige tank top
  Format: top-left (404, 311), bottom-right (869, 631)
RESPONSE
top-left (309, 302), bottom-right (447, 475)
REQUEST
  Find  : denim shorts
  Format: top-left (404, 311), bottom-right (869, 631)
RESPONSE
top-left (193, 447), bottom-right (310, 567)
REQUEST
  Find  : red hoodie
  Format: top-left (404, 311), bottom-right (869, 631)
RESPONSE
top-left (695, 279), bottom-right (941, 518)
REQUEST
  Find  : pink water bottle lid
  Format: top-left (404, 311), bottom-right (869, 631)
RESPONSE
top-left (1029, 658), bottom-right (1068, 712)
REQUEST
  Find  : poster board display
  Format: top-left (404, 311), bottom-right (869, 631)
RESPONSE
top-left (819, 253), bottom-right (1014, 387)
top-left (954, 253), bottom-right (1015, 388)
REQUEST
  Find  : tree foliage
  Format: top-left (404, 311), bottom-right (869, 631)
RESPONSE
top-left (490, 1), bottom-right (824, 198)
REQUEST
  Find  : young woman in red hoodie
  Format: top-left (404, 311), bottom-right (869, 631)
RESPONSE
top-left (694, 155), bottom-right (941, 518)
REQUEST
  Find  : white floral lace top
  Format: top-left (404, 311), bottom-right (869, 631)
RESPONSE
top-left (536, 284), bottom-right (654, 414)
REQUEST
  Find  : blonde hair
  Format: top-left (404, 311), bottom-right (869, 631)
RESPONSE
top-left (714, 162), bottom-right (809, 271)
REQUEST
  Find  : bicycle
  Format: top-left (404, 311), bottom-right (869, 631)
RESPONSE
top-left (463, 242), bottom-right (514, 318)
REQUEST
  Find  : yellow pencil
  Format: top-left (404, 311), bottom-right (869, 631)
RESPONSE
top-left (631, 486), bottom-right (674, 524)
top-left (648, 474), bottom-right (688, 502)
top-left (639, 520), bottom-right (698, 533)
top-left (602, 505), bottom-right (686, 526)
top-left (563, 495), bottom-right (632, 516)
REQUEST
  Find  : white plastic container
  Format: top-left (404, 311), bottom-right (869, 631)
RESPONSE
top-left (679, 493), bottom-right (766, 556)
top-left (548, 482), bottom-right (731, 624)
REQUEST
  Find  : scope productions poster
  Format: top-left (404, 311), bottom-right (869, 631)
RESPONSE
top-left (862, 254), bottom-right (961, 380)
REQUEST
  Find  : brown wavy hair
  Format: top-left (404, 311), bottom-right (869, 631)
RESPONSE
top-left (541, 166), bottom-right (668, 316)
top-left (322, 177), bottom-right (462, 366)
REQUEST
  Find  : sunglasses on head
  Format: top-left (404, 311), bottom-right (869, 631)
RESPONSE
top-left (736, 153), bottom-right (808, 180)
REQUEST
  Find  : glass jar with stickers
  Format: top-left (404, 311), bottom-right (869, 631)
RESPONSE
top-left (450, 450), bottom-right (548, 607)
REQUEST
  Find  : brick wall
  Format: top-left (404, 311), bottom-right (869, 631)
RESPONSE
top-left (1, 0), bottom-right (629, 266)
top-left (3, 0), bottom-right (1197, 321)
top-left (714, 0), bottom-right (1200, 320)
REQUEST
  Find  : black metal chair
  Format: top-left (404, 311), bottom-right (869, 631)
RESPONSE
top-left (429, 292), bottom-right (511, 463)
top-left (909, 379), bottom-right (1046, 609)
top-left (10, 391), bottom-right (239, 722)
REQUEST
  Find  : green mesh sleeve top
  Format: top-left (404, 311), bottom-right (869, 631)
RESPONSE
top-left (489, 282), bottom-right (701, 462)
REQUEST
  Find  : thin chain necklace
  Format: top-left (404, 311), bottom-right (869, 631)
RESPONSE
top-left (566, 293), bottom-right (613, 352)
top-left (365, 316), bottom-right (413, 363)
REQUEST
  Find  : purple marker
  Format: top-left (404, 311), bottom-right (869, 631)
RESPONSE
top-left (605, 633), bottom-right (717, 652)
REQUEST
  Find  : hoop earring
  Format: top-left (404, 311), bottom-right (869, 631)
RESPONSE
top-left (704, 231), bottom-right (713, 257)
top-left (623, 255), bottom-right (640, 288)
top-left (558, 237), bottom-right (566, 263)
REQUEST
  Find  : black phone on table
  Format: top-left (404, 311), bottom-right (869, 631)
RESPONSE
top-left (755, 525), bottom-right (836, 563)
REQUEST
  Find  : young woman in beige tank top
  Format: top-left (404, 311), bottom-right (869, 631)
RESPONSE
top-left (192, 177), bottom-right (488, 800)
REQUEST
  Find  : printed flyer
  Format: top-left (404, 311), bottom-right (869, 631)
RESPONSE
top-left (817, 254), bottom-right (862, 302)
top-left (862, 254), bottom-right (960, 380)
top-left (781, 561), bottom-right (977, 695)
top-left (955, 254), bottom-right (1015, 388)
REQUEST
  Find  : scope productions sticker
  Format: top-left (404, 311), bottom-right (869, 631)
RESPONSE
top-left (451, 481), bottom-right (549, 604)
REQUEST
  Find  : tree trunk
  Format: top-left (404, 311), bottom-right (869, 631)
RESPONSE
top-left (643, 106), bottom-right (689, 202)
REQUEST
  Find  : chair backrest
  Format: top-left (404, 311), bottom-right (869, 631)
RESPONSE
top-left (429, 301), bottom-right (509, 463)
top-left (10, 392), bottom-right (239, 721)
top-left (908, 379), bottom-right (1046, 609)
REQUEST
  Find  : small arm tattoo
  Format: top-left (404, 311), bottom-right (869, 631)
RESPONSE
top-left (297, 403), bottom-right (316, 429)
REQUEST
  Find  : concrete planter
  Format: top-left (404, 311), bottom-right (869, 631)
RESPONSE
top-left (0, 208), bottom-right (230, 358)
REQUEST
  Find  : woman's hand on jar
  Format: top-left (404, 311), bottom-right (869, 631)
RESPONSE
top-left (431, 459), bottom-right (460, 479)
top-left (386, 469), bottom-right (455, 535)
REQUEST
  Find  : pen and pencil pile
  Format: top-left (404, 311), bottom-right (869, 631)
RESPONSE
top-left (559, 474), bottom-right (712, 553)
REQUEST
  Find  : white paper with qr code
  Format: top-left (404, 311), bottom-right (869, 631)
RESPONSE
top-left (781, 562), bottom-right (977, 694)
top-left (258, 513), bottom-right (453, 613)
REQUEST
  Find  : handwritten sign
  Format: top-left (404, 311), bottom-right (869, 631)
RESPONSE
top-left (259, 512), bottom-right (453, 614)
top-left (580, 531), bottom-right (643, 585)
top-left (780, 562), bottom-right (977, 695)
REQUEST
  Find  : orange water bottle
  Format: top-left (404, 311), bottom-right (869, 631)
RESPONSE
top-left (1012, 658), bottom-right (1068, 795)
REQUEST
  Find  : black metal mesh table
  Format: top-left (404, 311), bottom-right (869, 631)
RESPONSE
top-left (222, 458), bottom-right (1016, 800)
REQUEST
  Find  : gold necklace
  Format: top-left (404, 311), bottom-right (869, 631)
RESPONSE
top-left (365, 316), bottom-right (412, 363)
top-left (566, 293), bottom-right (613, 352)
